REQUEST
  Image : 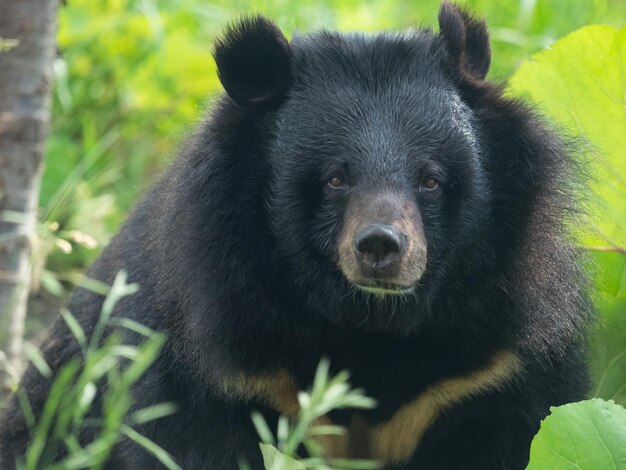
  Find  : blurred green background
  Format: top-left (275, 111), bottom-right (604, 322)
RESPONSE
top-left (30, 0), bottom-right (626, 404)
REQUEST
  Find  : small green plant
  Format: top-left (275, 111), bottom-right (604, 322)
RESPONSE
top-left (17, 271), bottom-right (180, 470)
top-left (248, 359), bottom-right (380, 470)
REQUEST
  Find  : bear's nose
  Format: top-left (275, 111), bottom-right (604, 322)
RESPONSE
top-left (355, 224), bottom-right (406, 269)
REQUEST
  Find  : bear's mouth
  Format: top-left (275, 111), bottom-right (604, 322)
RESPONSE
top-left (354, 280), bottom-right (414, 296)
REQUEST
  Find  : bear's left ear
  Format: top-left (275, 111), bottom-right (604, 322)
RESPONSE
top-left (438, 2), bottom-right (490, 81)
top-left (214, 16), bottom-right (292, 107)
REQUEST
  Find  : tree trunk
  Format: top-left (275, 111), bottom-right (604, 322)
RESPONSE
top-left (0, 0), bottom-right (58, 398)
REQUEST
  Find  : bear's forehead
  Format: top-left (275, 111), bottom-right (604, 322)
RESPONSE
top-left (290, 29), bottom-right (449, 90)
top-left (273, 30), bottom-right (479, 168)
top-left (277, 76), bottom-right (475, 158)
top-left (286, 29), bottom-right (465, 132)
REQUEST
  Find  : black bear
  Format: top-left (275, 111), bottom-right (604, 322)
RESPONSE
top-left (1, 3), bottom-right (592, 469)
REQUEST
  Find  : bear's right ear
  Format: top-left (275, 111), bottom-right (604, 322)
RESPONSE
top-left (214, 16), bottom-right (292, 107)
top-left (438, 2), bottom-right (491, 81)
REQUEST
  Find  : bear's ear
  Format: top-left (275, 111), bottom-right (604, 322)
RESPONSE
top-left (214, 16), bottom-right (292, 107)
top-left (438, 2), bottom-right (490, 80)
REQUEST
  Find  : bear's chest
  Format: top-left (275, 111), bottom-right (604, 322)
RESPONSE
top-left (221, 350), bottom-right (521, 466)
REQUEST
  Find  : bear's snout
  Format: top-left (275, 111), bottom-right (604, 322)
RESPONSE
top-left (338, 191), bottom-right (427, 295)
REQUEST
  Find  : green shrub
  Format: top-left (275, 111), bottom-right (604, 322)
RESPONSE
top-left (18, 271), bottom-right (179, 470)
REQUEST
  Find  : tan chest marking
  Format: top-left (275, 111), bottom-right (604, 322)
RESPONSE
top-left (220, 351), bottom-right (522, 466)
top-left (360, 350), bottom-right (522, 463)
top-left (220, 369), bottom-right (301, 418)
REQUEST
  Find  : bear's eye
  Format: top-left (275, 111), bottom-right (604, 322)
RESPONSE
top-left (328, 175), bottom-right (347, 189)
top-left (421, 177), bottom-right (439, 191)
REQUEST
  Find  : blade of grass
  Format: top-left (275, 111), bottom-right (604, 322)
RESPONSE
top-left (120, 424), bottom-right (181, 470)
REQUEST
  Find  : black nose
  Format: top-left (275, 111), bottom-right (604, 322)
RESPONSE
top-left (355, 224), bottom-right (406, 268)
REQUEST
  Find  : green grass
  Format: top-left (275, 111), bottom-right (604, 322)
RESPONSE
top-left (16, 271), bottom-right (180, 470)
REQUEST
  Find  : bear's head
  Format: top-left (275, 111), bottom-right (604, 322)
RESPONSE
top-left (207, 4), bottom-right (551, 334)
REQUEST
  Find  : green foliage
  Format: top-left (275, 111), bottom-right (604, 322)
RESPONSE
top-left (250, 359), bottom-right (379, 470)
top-left (509, 24), bottom-right (626, 248)
top-left (526, 399), bottom-right (626, 470)
top-left (40, 0), bottom-right (219, 287)
top-left (508, 24), bottom-right (626, 407)
top-left (18, 271), bottom-right (180, 470)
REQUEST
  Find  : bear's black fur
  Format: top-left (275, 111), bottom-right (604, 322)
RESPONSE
top-left (1, 4), bottom-right (592, 469)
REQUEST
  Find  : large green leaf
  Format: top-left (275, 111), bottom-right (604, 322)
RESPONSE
top-left (526, 399), bottom-right (626, 470)
top-left (509, 25), bottom-right (626, 249)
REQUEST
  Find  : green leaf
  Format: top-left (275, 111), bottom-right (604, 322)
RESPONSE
top-left (60, 308), bottom-right (87, 354)
top-left (111, 317), bottom-right (156, 337)
top-left (259, 443), bottom-right (307, 470)
top-left (509, 24), bottom-right (626, 251)
top-left (16, 389), bottom-right (36, 432)
top-left (0, 210), bottom-right (29, 224)
top-left (252, 412), bottom-right (276, 446)
top-left (90, 269), bottom-right (139, 349)
top-left (121, 425), bottom-right (181, 470)
top-left (325, 458), bottom-right (381, 469)
top-left (40, 270), bottom-right (65, 297)
top-left (130, 402), bottom-right (178, 425)
top-left (526, 399), bottom-right (626, 470)
top-left (23, 342), bottom-right (52, 379)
